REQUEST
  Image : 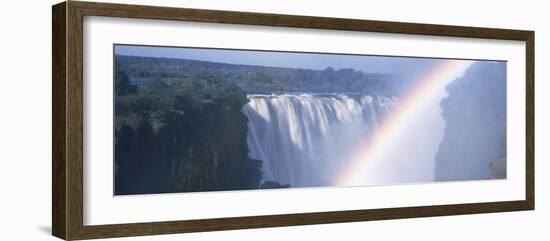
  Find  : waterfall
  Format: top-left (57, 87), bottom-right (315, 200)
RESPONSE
top-left (242, 93), bottom-right (397, 187)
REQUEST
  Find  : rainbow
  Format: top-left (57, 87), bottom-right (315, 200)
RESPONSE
top-left (334, 60), bottom-right (475, 186)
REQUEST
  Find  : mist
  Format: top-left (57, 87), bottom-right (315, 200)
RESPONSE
top-left (114, 45), bottom-right (506, 192)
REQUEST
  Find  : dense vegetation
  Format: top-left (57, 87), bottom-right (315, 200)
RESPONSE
top-left (116, 55), bottom-right (395, 94)
top-left (114, 58), bottom-right (265, 194)
top-left (114, 54), bottom-right (396, 194)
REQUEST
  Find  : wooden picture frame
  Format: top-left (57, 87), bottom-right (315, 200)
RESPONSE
top-left (52, 1), bottom-right (534, 240)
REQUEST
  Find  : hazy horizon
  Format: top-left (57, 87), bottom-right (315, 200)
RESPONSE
top-left (114, 44), bottom-right (506, 195)
top-left (115, 44), bottom-right (445, 78)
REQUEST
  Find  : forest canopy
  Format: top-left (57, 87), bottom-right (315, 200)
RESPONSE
top-left (115, 55), bottom-right (396, 95)
top-left (114, 54), bottom-right (396, 194)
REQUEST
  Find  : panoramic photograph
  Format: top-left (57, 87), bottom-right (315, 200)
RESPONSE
top-left (113, 44), bottom-right (507, 195)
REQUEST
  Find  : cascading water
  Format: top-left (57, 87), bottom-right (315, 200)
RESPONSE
top-left (242, 93), bottom-right (397, 187)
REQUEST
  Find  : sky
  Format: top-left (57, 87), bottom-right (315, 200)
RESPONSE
top-left (113, 44), bottom-right (506, 189)
top-left (114, 44), bottom-right (443, 78)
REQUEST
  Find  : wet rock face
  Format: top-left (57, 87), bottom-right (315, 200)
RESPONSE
top-left (435, 62), bottom-right (507, 181)
top-left (489, 158), bottom-right (507, 179)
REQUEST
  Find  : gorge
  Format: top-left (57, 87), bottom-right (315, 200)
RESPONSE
top-left (113, 54), bottom-right (507, 195)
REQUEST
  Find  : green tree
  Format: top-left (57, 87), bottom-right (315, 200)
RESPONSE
top-left (115, 69), bottom-right (137, 96)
